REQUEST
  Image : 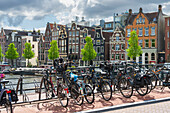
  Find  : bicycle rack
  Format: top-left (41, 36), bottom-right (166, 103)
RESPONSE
top-left (22, 89), bottom-right (30, 103)
top-left (9, 81), bottom-right (15, 90)
top-left (33, 79), bottom-right (40, 93)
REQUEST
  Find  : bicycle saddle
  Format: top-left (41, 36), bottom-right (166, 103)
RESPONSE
top-left (0, 80), bottom-right (9, 84)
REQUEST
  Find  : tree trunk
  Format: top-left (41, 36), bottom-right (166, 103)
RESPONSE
top-left (27, 59), bottom-right (29, 67)
top-left (11, 59), bottom-right (13, 67)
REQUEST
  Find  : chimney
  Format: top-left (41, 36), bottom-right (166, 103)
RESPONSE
top-left (139, 7), bottom-right (143, 13)
top-left (158, 5), bottom-right (162, 12)
top-left (129, 9), bottom-right (132, 15)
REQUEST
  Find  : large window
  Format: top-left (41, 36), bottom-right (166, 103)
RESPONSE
top-left (76, 31), bottom-right (79, 36)
top-left (151, 53), bottom-right (155, 60)
top-left (69, 38), bottom-right (72, 44)
top-left (112, 45), bottom-right (114, 50)
top-left (139, 40), bottom-right (143, 47)
top-left (116, 54), bottom-right (119, 60)
top-left (145, 27), bottom-right (149, 36)
top-left (116, 45), bottom-right (120, 50)
top-left (127, 29), bottom-right (131, 37)
top-left (73, 38), bottom-right (75, 44)
top-left (145, 39), bottom-right (149, 48)
top-left (73, 31), bottom-right (75, 36)
top-left (151, 39), bottom-right (155, 48)
top-left (72, 45), bottom-right (75, 53)
top-left (168, 19), bottom-right (169, 26)
top-left (151, 27), bottom-right (155, 36)
top-left (112, 54), bottom-right (114, 59)
top-left (69, 45), bottom-right (71, 53)
top-left (139, 27), bottom-right (143, 36)
top-left (76, 45), bottom-right (78, 53)
top-left (121, 54), bottom-right (124, 59)
top-left (76, 37), bottom-right (79, 44)
top-left (121, 44), bottom-right (124, 50)
top-left (105, 23), bottom-right (112, 28)
top-left (69, 32), bottom-right (72, 36)
top-left (62, 40), bottom-right (64, 46)
top-left (101, 46), bottom-right (104, 52)
top-left (97, 47), bottom-right (100, 53)
top-left (167, 31), bottom-right (169, 38)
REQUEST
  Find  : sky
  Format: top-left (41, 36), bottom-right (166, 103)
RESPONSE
top-left (0, 0), bottom-right (170, 33)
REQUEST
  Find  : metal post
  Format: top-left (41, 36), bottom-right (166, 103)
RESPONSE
top-left (20, 73), bottom-right (23, 95)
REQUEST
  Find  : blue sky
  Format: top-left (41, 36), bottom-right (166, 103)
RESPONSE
top-left (0, 0), bottom-right (170, 33)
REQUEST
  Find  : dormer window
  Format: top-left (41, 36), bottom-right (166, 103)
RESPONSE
top-left (73, 26), bottom-right (75, 30)
top-left (143, 18), bottom-right (145, 23)
top-left (97, 32), bottom-right (100, 38)
top-left (139, 16), bottom-right (142, 23)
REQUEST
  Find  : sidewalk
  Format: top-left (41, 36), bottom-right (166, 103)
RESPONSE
top-left (0, 87), bottom-right (170, 113)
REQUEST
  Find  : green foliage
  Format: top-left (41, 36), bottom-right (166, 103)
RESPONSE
top-left (0, 45), bottom-right (4, 62)
top-left (27, 62), bottom-right (32, 68)
top-left (5, 43), bottom-right (19, 60)
top-left (48, 40), bottom-right (59, 60)
top-left (81, 36), bottom-right (97, 61)
top-left (126, 31), bottom-right (143, 60)
top-left (23, 42), bottom-right (35, 60)
top-left (37, 30), bottom-right (40, 33)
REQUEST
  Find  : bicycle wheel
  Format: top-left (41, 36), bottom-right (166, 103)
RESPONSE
top-left (84, 85), bottom-right (94, 104)
top-left (44, 80), bottom-right (54, 99)
top-left (145, 77), bottom-right (152, 94)
top-left (136, 79), bottom-right (149, 96)
top-left (58, 84), bottom-right (69, 107)
top-left (5, 100), bottom-right (13, 113)
top-left (71, 83), bottom-right (84, 105)
top-left (119, 78), bottom-right (133, 98)
top-left (100, 81), bottom-right (112, 101)
top-left (150, 75), bottom-right (157, 90)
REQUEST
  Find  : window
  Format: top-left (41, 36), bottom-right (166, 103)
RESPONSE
top-left (97, 47), bottom-right (100, 53)
top-left (76, 31), bottom-right (79, 36)
top-left (133, 28), bottom-right (137, 32)
top-left (81, 39), bottom-right (84, 43)
top-left (127, 42), bottom-right (130, 48)
top-left (145, 27), bottom-right (149, 36)
top-left (76, 45), bottom-right (78, 53)
top-left (167, 31), bottom-right (169, 38)
top-left (136, 19), bottom-right (139, 24)
top-left (151, 27), bottom-right (155, 36)
top-left (116, 36), bottom-right (119, 41)
top-left (145, 39), bottom-right (149, 48)
top-left (101, 46), bottom-right (104, 52)
top-left (151, 39), bottom-right (155, 48)
top-left (105, 23), bottom-right (112, 28)
top-left (167, 19), bottom-right (169, 26)
top-left (112, 54), bottom-right (114, 59)
top-left (73, 26), bottom-right (75, 30)
top-left (139, 17), bottom-right (142, 23)
top-left (32, 45), bottom-right (34, 48)
top-left (116, 54), bottom-right (119, 60)
top-left (73, 38), bottom-right (75, 44)
top-left (62, 40), bottom-right (64, 46)
top-left (69, 32), bottom-right (72, 36)
top-left (76, 37), bottom-right (79, 44)
top-left (112, 45), bottom-right (114, 50)
top-left (143, 18), bottom-right (145, 23)
top-left (69, 45), bottom-right (72, 53)
top-left (73, 31), bottom-right (75, 36)
top-left (101, 40), bottom-right (104, 44)
top-left (62, 47), bottom-right (64, 53)
top-left (139, 40), bottom-right (143, 47)
top-left (69, 38), bottom-right (72, 44)
top-left (81, 45), bottom-right (84, 49)
top-left (121, 54), bottom-right (124, 59)
top-left (139, 27), bottom-right (143, 36)
top-left (72, 45), bottom-right (75, 53)
top-left (116, 45), bottom-right (120, 50)
top-left (96, 40), bottom-right (100, 45)
top-left (127, 29), bottom-right (131, 37)
top-left (121, 44), bottom-right (124, 50)
top-left (97, 32), bottom-right (100, 38)
top-left (151, 53), bottom-right (155, 60)
top-left (57, 31), bottom-right (59, 35)
top-left (168, 42), bottom-right (169, 49)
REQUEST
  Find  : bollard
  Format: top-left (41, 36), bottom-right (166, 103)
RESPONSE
top-left (20, 74), bottom-right (23, 95)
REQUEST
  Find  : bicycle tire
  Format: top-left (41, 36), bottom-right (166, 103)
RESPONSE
top-left (100, 81), bottom-right (112, 101)
top-left (150, 75), bottom-right (157, 90)
top-left (136, 79), bottom-right (149, 96)
top-left (119, 78), bottom-right (133, 98)
top-left (44, 80), bottom-right (54, 99)
top-left (5, 100), bottom-right (13, 113)
top-left (84, 85), bottom-right (94, 104)
top-left (146, 77), bottom-right (152, 94)
top-left (58, 84), bottom-right (69, 107)
top-left (71, 83), bottom-right (84, 105)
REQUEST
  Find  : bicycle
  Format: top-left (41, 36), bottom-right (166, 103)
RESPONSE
top-left (84, 66), bottom-right (112, 101)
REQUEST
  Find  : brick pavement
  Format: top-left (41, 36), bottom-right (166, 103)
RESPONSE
top-left (103, 100), bottom-right (170, 113)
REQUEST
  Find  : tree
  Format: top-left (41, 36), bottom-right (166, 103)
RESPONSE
top-left (23, 42), bottom-right (35, 67)
top-left (0, 45), bottom-right (4, 63)
top-left (126, 31), bottom-right (143, 62)
top-left (37, 30), bottom-right (40, 33)
top-left (81, 36), bottom-right (97, 65)
top-left (48, 40), bottom-right (59, 65)
top-left (5, 43), bottom-right (19, 67)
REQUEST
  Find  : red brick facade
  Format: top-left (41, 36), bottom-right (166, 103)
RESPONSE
top-left (165, 17), bottom-right (170, 62)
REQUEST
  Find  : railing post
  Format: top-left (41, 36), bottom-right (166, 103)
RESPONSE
top-left (20, 73), bottom-right (23, 95)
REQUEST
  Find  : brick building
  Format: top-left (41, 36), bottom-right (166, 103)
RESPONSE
top-left (165, 16), bottom-right (170, 62)
top-left (125, 5), bottom-right (165, 64)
